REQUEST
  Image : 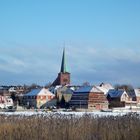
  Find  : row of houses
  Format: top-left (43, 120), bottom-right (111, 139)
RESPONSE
top-left (69, 84), bottom-right (140, 110)
top-left (1, 83), bottom-right (139, 111)
top-left (20, 83), bottom-right (140, 110)
top-left (0, 84), bottom-right (42, 96)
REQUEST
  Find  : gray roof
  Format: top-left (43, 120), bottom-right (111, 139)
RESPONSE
top-left (74, 86), bottom-right (102, 94)
top-left (24, 89), bottom-right (41, 96)
top-left (74, 86), bottom-right (92, 93)
top-left (24, 88), bottom-right (54, 96)
top-left (107, 89), bottom-right (125, 98)
top-left (135, 89), bottom-right (140, 97)
top-left (127, 90), bottom-right (136, 98)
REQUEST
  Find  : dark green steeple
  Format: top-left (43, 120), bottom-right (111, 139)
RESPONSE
top-left (60, 48), bottom-right (68, 73)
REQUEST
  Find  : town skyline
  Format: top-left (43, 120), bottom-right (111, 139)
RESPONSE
top-left (0, 0), bottom-right (140, 87)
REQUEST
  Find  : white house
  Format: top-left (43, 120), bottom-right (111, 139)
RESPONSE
top-left (95, 83), bottom-right (114, 95)
top-left (134, 89), bottom-right (140, 106)
top-left (23, 88), bottom-right (56, 108)
top-left (0, 95), bottom-right (13, 109)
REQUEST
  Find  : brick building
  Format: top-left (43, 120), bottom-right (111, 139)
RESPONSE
top-left (70, 86), bottom-right (108, 110)
top-left (52, 48), bottom-right (70, 86)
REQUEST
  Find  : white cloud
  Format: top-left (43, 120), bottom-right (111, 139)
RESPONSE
top-left (0, 41), bottom-right (140, 87)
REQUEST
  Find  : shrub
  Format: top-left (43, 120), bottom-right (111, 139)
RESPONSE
top-left (0, 113), bottom-right (140, 140)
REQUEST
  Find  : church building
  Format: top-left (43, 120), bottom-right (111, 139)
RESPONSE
top-left (52, 48), bottom-right (70, 86)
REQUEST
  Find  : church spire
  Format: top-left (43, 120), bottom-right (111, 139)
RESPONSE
top-left (60, 48), bottom-right (67, 73)
top-left (52, 47), bottom-right (70, 86)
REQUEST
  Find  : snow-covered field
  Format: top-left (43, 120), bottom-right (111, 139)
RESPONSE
top-left (0, 111), bottom-right (135, 117)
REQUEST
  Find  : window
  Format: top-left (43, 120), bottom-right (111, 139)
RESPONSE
top-left (43, 96), bottom-right (46, 100)
top-left (63, 79), bottom-right (68, 82)
top-left (37, 96), bottom-right (40, 99)
top-left (48, 96), bottom-right (51, 100)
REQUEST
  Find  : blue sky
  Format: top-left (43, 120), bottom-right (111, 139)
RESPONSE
top-left (0, 0), bottom-right (140, 87)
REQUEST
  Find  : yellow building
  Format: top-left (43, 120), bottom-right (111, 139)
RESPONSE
top-left (23, 88), bottom-right (56, 108)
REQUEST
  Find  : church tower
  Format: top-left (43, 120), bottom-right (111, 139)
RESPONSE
top-left (52, 48), bottom-right (70, 86)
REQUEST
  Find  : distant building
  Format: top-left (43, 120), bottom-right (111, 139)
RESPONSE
top-left (0, 95), bottom-right (13, 109)
top-left (70, 86), bottom-right (108, 110)
top-left (134, 89), bottom-right (140, 106)
top-left (0, 86), bottom-right (10, 96)
top-left (107, 89), bottom-right (137, 108)
top-left (52, 48), bottom-right (70, 86)
top-left (56, 86), bottom-right (73, 108)
top-left (9, 86), bottom-right (28, 94)
top-left (95, 83), bottom-right (114, 95)
top-left (23, 88), bottom-right (56, 108)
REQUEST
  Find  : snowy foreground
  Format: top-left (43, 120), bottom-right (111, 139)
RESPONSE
top-left (0, 111), bottom-right (137, 117)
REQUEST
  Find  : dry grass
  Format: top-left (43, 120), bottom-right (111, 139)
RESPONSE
top-left (0, 113), bottom-right (140, 140)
